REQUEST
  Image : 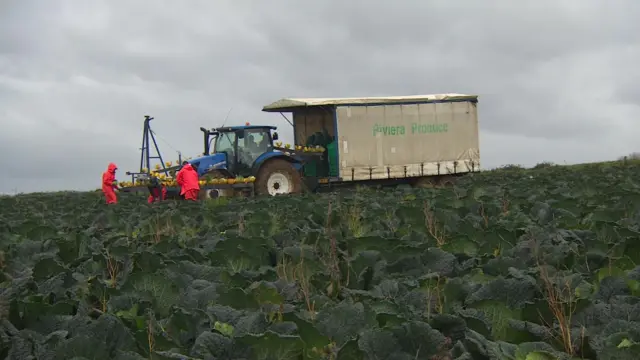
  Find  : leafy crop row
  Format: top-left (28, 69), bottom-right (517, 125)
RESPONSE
top-left (1, 163), bottom-right (640, 359)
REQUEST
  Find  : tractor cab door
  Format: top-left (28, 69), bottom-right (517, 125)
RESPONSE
top-left (213, 131), bottom-right (237, 174)
top-left (236, 128), bottom-right (273, 177)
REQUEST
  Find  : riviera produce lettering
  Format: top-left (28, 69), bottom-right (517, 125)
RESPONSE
top-left (372, 123), bottom-right (449, 136)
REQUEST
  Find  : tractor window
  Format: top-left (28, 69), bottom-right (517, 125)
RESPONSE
top-left (237, 129), bottom-right (272, 170)
top-left (214, 132), bottom-right (236, 164)
top-left (245, 130), bottom-right (272, 154)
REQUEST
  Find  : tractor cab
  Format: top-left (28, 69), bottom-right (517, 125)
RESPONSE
top-left (197, 124), bottom-right (279, 177)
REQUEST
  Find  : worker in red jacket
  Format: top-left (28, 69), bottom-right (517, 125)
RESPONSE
top-left (175, 161), bottom-right (187, 198)
top-left (102, 162), bottom-right (119, 204)
top-left (176, 162), bottom-right (200, 201)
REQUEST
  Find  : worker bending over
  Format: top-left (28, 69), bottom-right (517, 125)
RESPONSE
top-left (147, 175), bottom-right (167, 203)
top-left (102, 163), bottom-right (119, 204)
top-left (176, 161), bottom-right (200, 201)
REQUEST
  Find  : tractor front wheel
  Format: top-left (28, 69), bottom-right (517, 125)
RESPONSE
top-left (255, 159), bottom-right (302, 196)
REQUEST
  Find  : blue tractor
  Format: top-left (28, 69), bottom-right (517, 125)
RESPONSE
top-left (189, 124), bottom-right (315, 197)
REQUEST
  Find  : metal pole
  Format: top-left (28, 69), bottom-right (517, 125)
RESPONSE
top-left (139, 117), bottom-right (150, 172)
top-left (143, 115), bottom-right (154, 172)
top-left (149, 130), bottom-right (165, 172)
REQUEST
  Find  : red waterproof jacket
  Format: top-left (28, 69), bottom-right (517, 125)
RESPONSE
top-left (102, 163), bottom-right (118, 192)
top-left (176, 165), bottom-right (187, 189)
top-left (177, 164), bottom-right (200, 195)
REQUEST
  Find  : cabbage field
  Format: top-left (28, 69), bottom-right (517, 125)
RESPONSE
top-left (1, 163), bottom-right (640, 359)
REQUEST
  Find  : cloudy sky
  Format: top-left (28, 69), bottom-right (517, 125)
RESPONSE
top-left (1, 0), bottom-right (639, 193)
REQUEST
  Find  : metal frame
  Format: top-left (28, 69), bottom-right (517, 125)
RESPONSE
top-left (139, 115), bottom-right (166, 173)
top-left (126, 115), bottom-right (182, 184)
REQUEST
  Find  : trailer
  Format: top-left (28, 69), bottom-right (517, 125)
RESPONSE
top-left (262, 93), bottom-right (481, 188)
top-left (122, 93), bottom-right (481, 199)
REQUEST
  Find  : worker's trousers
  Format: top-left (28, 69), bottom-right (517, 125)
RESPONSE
top-left (103, 189), bottom-right (117, 204)
top-left (183, 189), bottom-right (199, 201)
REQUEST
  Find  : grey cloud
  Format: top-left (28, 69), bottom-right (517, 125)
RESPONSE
top-left (1, 0), bottom-right (640, 193)
top-left (0, 126), bottom-right (136, 192)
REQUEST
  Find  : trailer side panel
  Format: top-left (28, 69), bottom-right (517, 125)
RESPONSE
top-left (335, 101), bottom-right (480, 181)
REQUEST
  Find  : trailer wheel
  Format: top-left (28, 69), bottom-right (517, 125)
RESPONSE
top-left (256, 159), bottom-right (302, 196)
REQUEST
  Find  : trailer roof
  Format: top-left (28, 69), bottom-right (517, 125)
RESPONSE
top-left (262, 93), bottom-right (477, 112)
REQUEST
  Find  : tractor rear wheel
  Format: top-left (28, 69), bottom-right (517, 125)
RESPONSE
top-left (256, 159), bottom-right (302, 196)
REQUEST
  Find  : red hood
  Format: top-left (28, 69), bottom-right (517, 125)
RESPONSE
top-left (107, 163), bottom-right (117, 173)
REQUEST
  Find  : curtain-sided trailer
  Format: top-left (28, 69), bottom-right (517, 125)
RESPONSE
top-left (262, 93), bottom-right (481, 189)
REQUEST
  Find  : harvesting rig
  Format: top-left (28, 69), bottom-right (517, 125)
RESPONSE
top-left (122, 115), bottom-right (325, 199)
top-left (122, 94), bottom-right (482, 199)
